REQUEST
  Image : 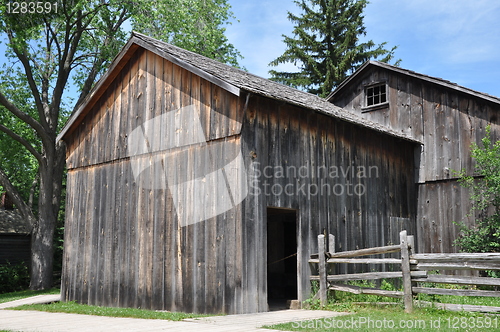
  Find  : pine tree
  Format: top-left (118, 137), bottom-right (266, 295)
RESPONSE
top-left (269, 0), bottom-right (399, 97)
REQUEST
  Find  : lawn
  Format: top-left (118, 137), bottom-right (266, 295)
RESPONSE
top-left (11, 301), bottom-right (209, 320)
top-left (266, 304), bottom-right (500, 332)
top-left (265, 281), bottom-right (500, 332)
top-left (1, 288), bottom-right (210, 321)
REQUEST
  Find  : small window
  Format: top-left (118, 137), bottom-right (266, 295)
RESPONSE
top-left (366, 83), bottom-right (387, 107)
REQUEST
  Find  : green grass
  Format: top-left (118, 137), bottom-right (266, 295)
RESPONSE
top-left (267, 305), bottom-right (500, 331)
top-left (1, 288), bottom-right (210, 320)
top-left (415, 292), bottom-right (500, 307)
top-left (306, 279), bottom-right (500, 308)
top-left (273, 281), bottom-right (500, 331)
top-left (11, 301), bottom-right (211, 321)
top-left (0, 288), bottom-right (60, 304)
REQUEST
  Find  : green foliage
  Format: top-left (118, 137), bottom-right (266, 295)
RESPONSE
top-left (454, 125), bottom-right (500, 261)
top-left (0, 66), bottom-right (40, 204)
top-left (269, 0), bottom-right (399, 97)
top-left (131, 0), bottom-right (242, 67)
top-left (0, 262), bottom-right (30, 294)
top-left (13, 301), bottom-right (212, 320)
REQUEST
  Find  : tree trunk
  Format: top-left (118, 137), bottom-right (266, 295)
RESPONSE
top-left (29, 212), bottom-right (55, 290)
top-left (29, 142), bottom-right (65, 290)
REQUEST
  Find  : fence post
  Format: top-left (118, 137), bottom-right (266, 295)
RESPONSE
top-left (318, 234), bottom-right (327, 306)
top-left (407, 235), bottom-right (415, 256)
top-left (328, 234), bottom-right (335, 299)
top-left (328, 234), bottom-right (335, 254)
top-left (400, 230), bottom-right (413, 313)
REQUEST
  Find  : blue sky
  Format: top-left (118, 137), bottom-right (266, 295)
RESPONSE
top-left (225, 0), bottom-right (500, 97)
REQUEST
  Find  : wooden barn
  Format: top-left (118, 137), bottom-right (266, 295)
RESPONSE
top-left (327, 61), bottom-right (500, 254)
top-left (58, 33), bottom-right (420, 314)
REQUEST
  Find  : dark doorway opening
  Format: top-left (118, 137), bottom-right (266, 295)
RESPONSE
top-left (267, 207), bottom-right (298, 310)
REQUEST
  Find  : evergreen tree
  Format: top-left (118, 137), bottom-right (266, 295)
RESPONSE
top-left (269, 0), bottom-right (399, 97)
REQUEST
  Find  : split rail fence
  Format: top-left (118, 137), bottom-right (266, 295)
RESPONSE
top-left (310, 231), bottom-right (500, 313)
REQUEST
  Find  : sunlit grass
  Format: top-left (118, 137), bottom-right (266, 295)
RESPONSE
top-left (12, 301), bottom-right (211, 321)
top-left (266, 305), bottom-right (500, 332)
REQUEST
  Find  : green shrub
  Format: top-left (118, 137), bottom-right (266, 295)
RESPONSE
top-left (0, 262), bottom-right (30, 294)
top-left (454, 125), bottom-right (500, 260)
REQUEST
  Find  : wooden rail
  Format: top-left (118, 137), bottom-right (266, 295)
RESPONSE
top-left (309, 231), bottom-right (500, 313)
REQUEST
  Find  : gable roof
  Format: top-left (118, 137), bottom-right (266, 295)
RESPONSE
top-left (0, 209), bottom-right (30, 234)
top-left (57, 32), bottom-right (420, 144)
top-left (327, 60), bottom-right (500, 105)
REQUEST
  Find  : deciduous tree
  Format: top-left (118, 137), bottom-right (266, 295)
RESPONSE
top-left (0, 0), bottom-right (240, 290)
top-left (455, 125), bottom-right (500, 259)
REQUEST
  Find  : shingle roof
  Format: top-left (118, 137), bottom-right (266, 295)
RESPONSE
top-left (58, 32), bottom-right (421, 144)
top-left (327, 60), bottom-right (500, 105)
top-left (0, 209), bottom-right (30, 234)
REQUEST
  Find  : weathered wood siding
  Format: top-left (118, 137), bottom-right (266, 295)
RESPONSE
top-left (241, 95), bottom-right (417, 303)
top-left (62, 48), bottom-right (418, 314)
top-left (62, 48), bottom-right (247, 314)
top-left (65, 49), bottom-right (243, 170)
top-left (332, 67), bottom-right (500, 253)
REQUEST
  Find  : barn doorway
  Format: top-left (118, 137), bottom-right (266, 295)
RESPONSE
top-left (266, 207), bottom-right (298, 310)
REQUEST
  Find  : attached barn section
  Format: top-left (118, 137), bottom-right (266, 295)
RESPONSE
top-left (328, 61), bottom-right (500, 253)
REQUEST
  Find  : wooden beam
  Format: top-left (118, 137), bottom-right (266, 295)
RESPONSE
top-left (412, 253), bottom-right (500, 262)
top-left (311, 271), bottom-right (401, 281)
top-left (412, 274), bottom-right (500, 287)
top-left (413, 287), bottom-right (500, 297)
top-left (327, 258), bottom-right (402, 264)
top-left (310, 271), bottom-right (427, 282)
top-left (325, 245), bottom-right (401, 258)
top-left (412, 263), bottom-right (500, 271)
top-left (431, 302), bottom-right (500, 313)
top-left (329, 283), bottom-right (403, 299)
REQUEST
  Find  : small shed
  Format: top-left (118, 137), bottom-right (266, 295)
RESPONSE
top-left (328, 61), bottom-right (500, 253)
top-left (58, 33), bottom-right (420, 314)
top-left (0, 194), bottom-right (31, 266)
